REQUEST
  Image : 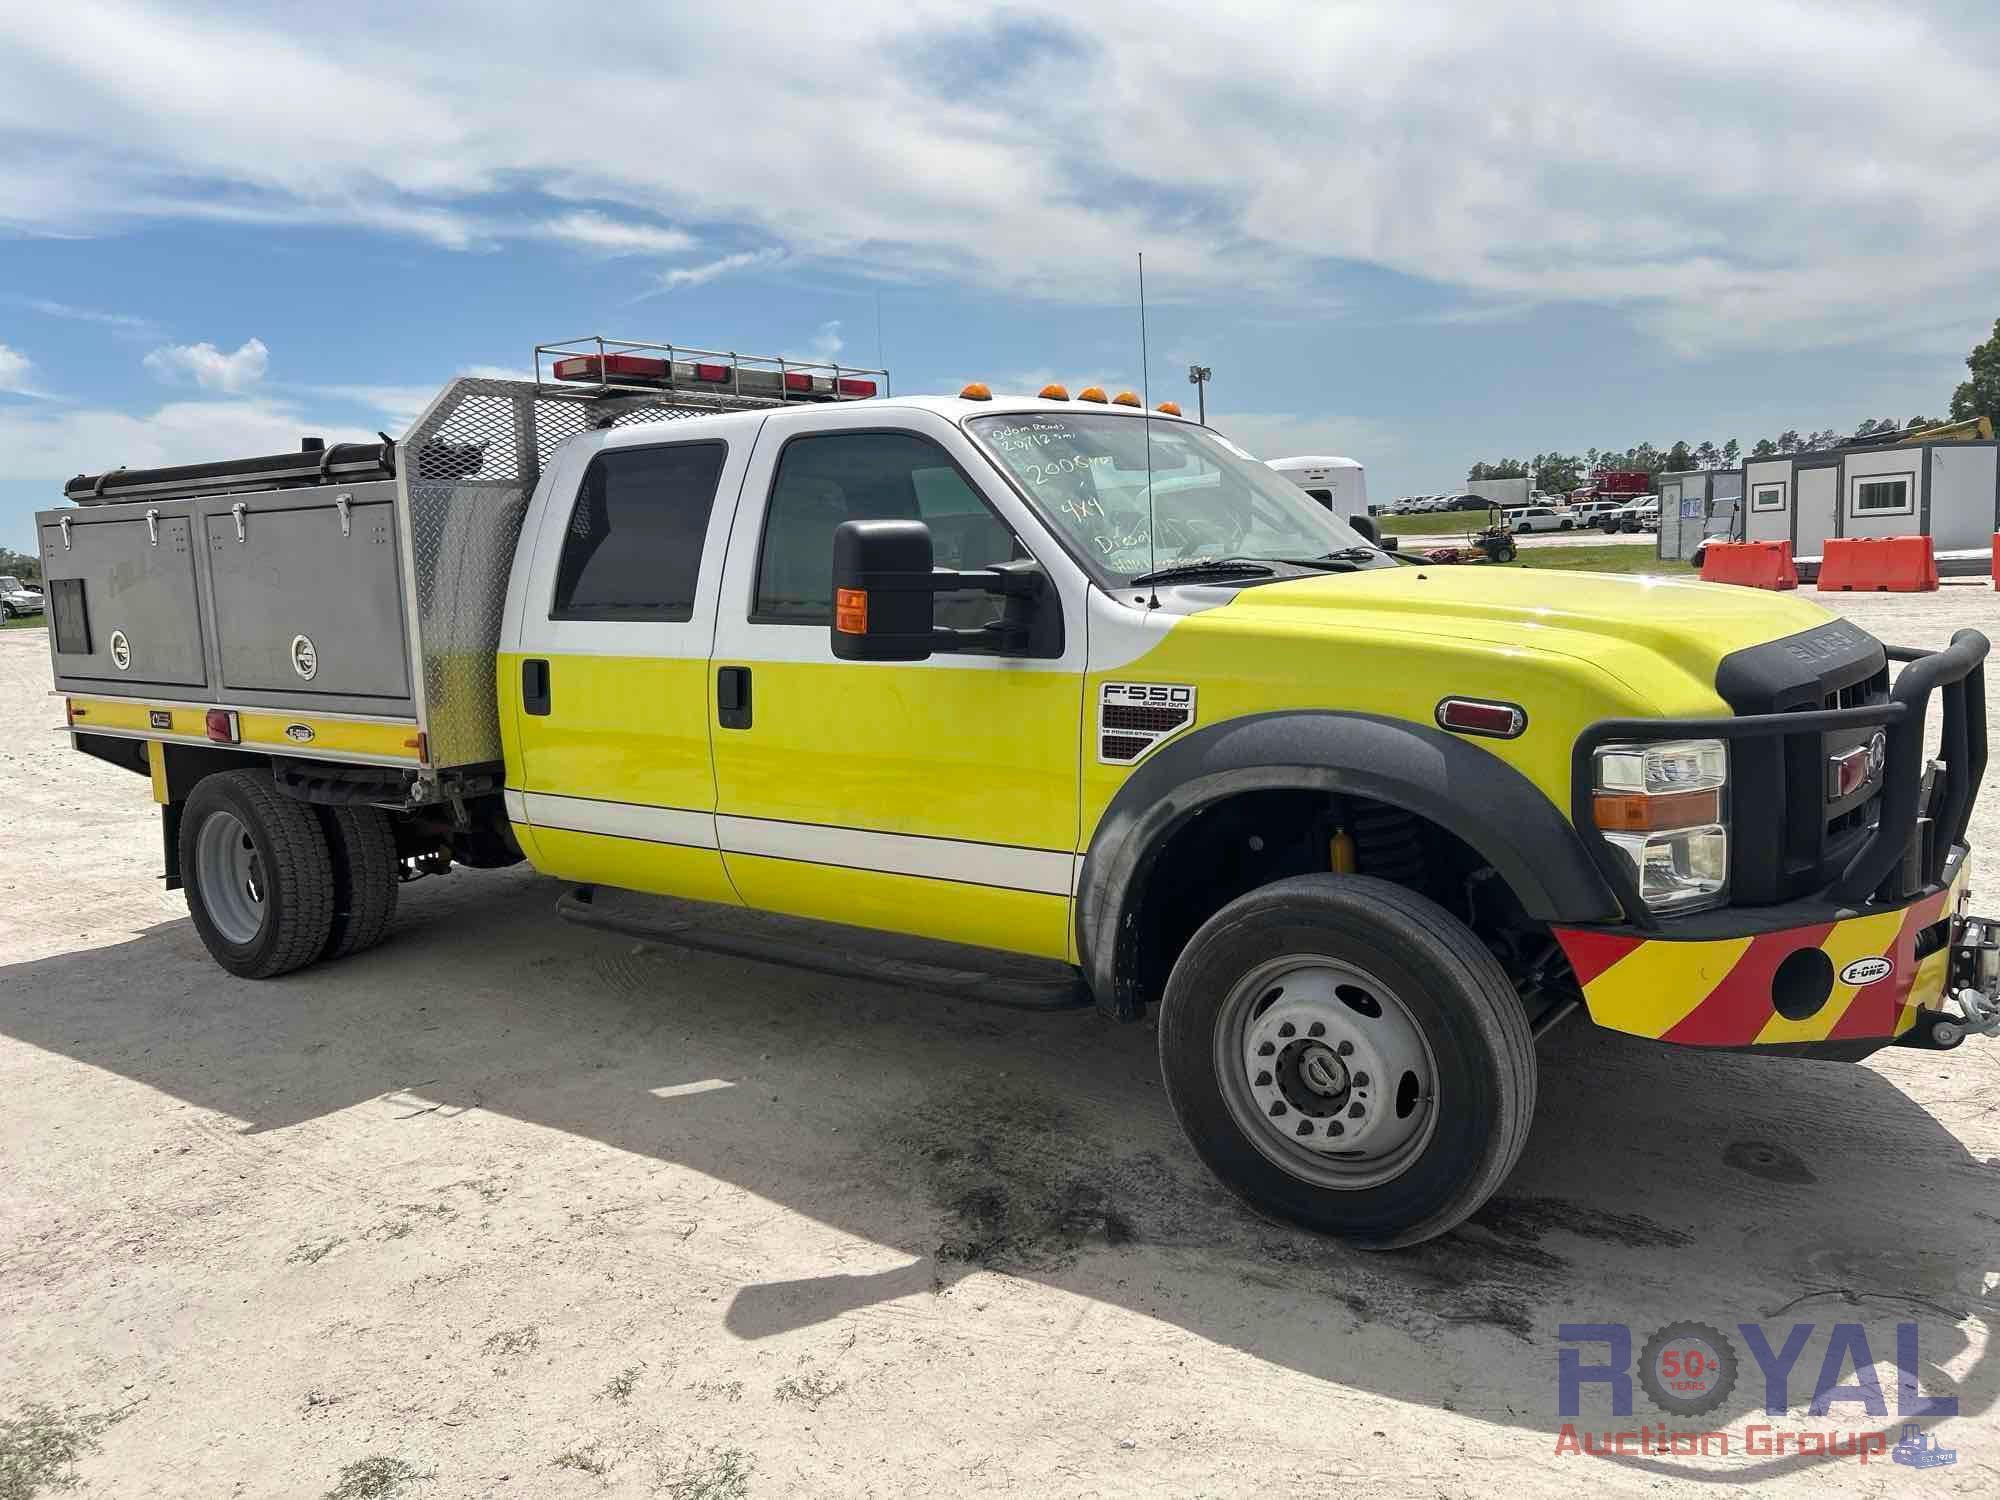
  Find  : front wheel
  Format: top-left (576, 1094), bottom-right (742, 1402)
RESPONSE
top-left (1156, 875), bottom-right (1536, 1248)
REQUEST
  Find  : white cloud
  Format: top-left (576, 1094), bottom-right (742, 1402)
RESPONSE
top-left (0, 343), bottom-right (36, 395)
top-left (1, 3), bottom-right (1998, 351)
top-left (0, 396), bottom-right (370, 481)
top-left (652, 249), bottom-right (786, 293)
top-left (142, 337), bottom-right (269, 393)
top-left (17, 297), bottom-right (160, 336)
top-left (541, 210), bottom-right (695, 256)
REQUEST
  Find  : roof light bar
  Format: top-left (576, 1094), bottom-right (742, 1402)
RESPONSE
top-left (536, 337), bottom-right (889, 403)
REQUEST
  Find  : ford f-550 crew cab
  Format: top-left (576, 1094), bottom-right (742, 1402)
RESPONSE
top-left (37, 335), bottom-right (2000, 1247)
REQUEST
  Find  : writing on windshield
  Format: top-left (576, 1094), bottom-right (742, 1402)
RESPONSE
top-left (970, 412), bottom-right (1369, 585)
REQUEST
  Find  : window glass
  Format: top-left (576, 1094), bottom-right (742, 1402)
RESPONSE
top-left (968, 412), bottom-right (1383, 586)
top-left (553, 442), bottom-right (727, 621)
top-left (1853, 477), bottom-right (1911, 514)
top-left (753, 431), bottom-right (1024, 624)
top-left (1751, 483), bottom-right (1786, 512)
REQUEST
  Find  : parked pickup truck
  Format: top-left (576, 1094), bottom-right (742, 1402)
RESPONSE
top-left (37, 335), bottom-right (2000, 1248)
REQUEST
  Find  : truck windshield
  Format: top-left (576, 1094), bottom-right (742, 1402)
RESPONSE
top-left (966, 412), bottom-right (1390, 587)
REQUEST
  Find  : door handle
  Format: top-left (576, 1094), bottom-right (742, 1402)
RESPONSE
top-left (522, 658), bottom-right (551, 716)
top-left (717, 666), bottom-right (751, 729)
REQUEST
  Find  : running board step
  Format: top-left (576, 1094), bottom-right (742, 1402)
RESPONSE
top-left (555, 886), bottom-right (1092, 1013)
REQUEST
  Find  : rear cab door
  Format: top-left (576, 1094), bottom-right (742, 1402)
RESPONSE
top-left (497, 415), bottom-right (763, 904)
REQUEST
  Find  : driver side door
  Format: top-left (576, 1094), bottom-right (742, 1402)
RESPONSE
top-left (707, 409), bottom-right (1089, 960)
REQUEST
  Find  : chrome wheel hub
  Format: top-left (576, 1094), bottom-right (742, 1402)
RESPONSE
top-left (1218, 957), bottom-right (1439, 1190)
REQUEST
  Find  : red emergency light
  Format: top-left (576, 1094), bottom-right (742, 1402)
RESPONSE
top-left (551, 353), bottom-right (669, 384)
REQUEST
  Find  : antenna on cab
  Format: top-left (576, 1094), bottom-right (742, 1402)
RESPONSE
top-left (1139, 251), bottom-right (1159, 609)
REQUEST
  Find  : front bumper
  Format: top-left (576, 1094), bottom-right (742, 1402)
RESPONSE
top-left (1555, 628), bottom-right (1990, 1057)
top-left (1554, 850), bottom-right (1971, 1054)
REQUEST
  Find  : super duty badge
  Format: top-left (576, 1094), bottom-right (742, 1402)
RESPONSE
top-left (1099, 682), bottom-right (1196, 764)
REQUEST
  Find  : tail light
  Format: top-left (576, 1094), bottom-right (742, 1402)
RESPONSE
top-left (205, 708), bottom-right (240, 744)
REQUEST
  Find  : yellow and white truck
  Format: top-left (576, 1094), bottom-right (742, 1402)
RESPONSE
top-left (37, 336), bottom-right (2000, 1247)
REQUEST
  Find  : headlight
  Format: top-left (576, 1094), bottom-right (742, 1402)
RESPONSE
top-left (1592, 738), bottom-right (1728, 912)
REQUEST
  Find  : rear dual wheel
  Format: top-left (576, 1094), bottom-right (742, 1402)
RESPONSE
top-left (180, 771), bottom-right (398, 978)
top-left (1157, 875), bottom-right (1536, 1248)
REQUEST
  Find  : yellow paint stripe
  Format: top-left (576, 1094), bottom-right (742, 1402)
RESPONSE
top-left (1899, 949), bottom-right (1951, 1037)
top-left (1583, 936), bottom-right (1752, 1038)
top-left (1752, 908), bottom-right (1904, 1045)
top-left (66, 696), bottom-right (422, 764)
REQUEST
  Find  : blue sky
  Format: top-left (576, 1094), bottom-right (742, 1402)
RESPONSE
top-left (4, 0), bottom-right (1998, 549)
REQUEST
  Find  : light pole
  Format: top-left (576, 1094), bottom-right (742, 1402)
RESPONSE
top-left (1188, 364), bottom-right (1211, 425)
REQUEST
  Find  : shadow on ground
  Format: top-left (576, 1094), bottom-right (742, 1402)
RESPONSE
top-left (5, 867), bottom-right (1994, 1480)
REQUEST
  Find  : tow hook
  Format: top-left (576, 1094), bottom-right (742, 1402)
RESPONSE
top-left (1916, 914), bottom-right (2000, 1048)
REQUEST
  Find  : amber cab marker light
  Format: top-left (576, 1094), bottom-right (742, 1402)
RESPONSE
top-left (1078, 386), bottom-right (1108, 403)
top-left (1039, 383), bottom-right (1070, 400)
top-left (959, 382), bottom-right (992, 401)
top-left (1435, 698), bottom-right (1524, 739)
top-left (1155, 400), bottom-right (1182, 415)
top-left (835, 587), bottom-right (869, 635)
top-left (1112, 390), bottom-right (1142, 407)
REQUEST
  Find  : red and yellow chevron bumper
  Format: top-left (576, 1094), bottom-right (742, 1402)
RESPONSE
top-left (1552, 861), bottom-right (1968, 1050)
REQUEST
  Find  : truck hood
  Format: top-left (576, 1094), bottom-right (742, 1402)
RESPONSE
top-left (1210, 565), bottom-right (1839, 713)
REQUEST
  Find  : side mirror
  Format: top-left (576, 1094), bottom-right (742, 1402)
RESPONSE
top-left (830, 519), bottom-right (939, 662)
top-left (1380, 534), bottom-right (1399, 552)
top-left (829, 518), bottom-right (1050, 662)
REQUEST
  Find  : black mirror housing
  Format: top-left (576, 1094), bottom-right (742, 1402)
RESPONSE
top-left (830, 519), bottom-right (939, 661)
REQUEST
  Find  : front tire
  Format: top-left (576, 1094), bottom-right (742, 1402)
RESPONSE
top-left (1156, 875), bottom-right (1536, 1248)
top-left (180, 770), bottom-right (334, 979)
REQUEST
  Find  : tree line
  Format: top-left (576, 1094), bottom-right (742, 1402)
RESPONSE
top-left (1468, 316), bottom-right (2000, 490)
top-left (0, 546), bottom-right (39, 581)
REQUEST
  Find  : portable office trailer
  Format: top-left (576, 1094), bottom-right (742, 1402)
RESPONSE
top-left (1743, 436), bottom-right (2000, 575)
top-left (1656, 468), bottom-right (1742, 562)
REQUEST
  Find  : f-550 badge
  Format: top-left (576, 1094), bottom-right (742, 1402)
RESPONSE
top-left (1099, 682), bottom-right (1196, 764)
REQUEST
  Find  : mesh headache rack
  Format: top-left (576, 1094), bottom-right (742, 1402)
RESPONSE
top-left (62, 334), bottom-right (891, 506)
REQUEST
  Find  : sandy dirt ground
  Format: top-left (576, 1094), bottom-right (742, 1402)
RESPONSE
top-left (2, 588), bottom-right (1997, 1498)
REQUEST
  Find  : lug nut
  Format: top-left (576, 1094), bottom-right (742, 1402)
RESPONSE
top-left (1347, 1103), bottom-right (1364, 1119)
top-left (1295, 1121), bottom-right (1313, 1137)
top-left (1352, 1071), bottom-right (1369, 1087)
top-left (1336, 1040), bottom-right (1354, 1056)
top-left (1278, 1022), bottom-right (1295, 1038)
top-left (1254, 1070), bottom-right (1272, 1087)
top-left (1327, 1121), bottom-right (1344, 1136)
top-left (1307, 1021), bottom-right (1325, 1037)
top-left (1257, 1041), bottom-right (1275, 1057)
top-left (1269, 1101), bottom-right (1287, 1117)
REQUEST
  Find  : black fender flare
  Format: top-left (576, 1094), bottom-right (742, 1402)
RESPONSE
top-left (1074, 710), bottom-right (1621, 1016)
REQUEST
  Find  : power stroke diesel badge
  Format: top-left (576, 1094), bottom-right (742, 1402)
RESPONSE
top-left (1098, 682), bottom-right (1195, 764)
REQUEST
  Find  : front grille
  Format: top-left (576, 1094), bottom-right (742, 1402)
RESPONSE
top-left (1716, 622), bottom-right (1890, 904)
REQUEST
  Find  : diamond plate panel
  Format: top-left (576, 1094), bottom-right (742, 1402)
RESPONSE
top-left (397, 379), bottom-right (741, 768)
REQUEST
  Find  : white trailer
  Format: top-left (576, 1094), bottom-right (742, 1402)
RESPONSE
top-left (1742, 430), bottom-right (1998, 578)
top-left (1466, 477), bottom-right (1531, 510)
top-left (1266, 455), bottom-right (1368, 522)
top-left (1656, 468), bottom-right (1743, 563)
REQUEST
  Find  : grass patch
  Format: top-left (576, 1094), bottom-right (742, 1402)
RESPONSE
top-left (481, 1325), bottom-right (540, 1358)
top-left (597, 1365), bottom-right (642, 1404)
top-left (0, 1403), bottom-right (130, 1500)
top-left (324, 1456), bottom-right (433, 1500)
top-left (772, 1368), bottom-right (845, 1411)
top-left (0, 615), bottom-right (44, 631)
top-left (650, 1446), bottom-right (752, 1500)
top-left (1374, 511), bottom-right (1484, 537)
top-left (1505, 544), bottom-right (1693, 575)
